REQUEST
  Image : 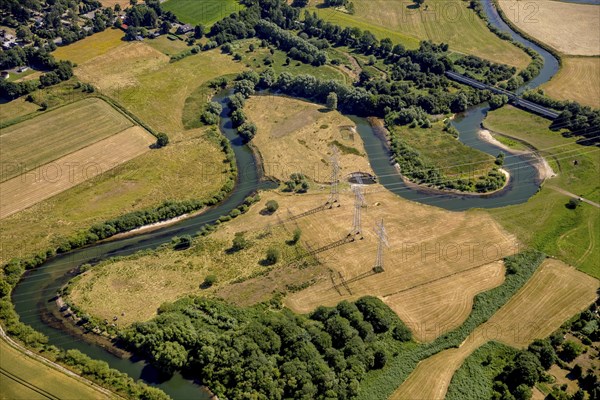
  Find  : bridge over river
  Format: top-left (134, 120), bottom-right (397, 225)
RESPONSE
top-left (445, 71), bottom-right (560, 120)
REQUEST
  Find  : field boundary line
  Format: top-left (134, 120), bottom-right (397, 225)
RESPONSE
top-left (0, 367), bottom-right (60, 400)
top-left (381, 257), bottom-right (505, 298)
top-left (0, 325), bottom-right (123, 399)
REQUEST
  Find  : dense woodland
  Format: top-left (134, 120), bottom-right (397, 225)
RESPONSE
top-left (121, 296), bottom-right (412, 399)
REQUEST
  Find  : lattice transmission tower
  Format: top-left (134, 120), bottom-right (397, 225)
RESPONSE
top-left (373, 219), bottom-right (389, 273)
top-left (327, 145), bottom-right (341, 207)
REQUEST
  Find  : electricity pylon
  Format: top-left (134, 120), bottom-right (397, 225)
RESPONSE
top-left (350, 184), bottom-right (366, 238)
top-left (373, 219), bottom-right (389, 273)
top-left (327, 145), bottom-right (340, 207)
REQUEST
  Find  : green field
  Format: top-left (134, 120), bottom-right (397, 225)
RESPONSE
top-left (0, 339), bottom-right (111, 400)
top-left (0, 98), bottom-right (133, 182)
top-left (145, 35), bottom-right (191, 56)
top-left (161, 0), bottom-right (242, 26)
top-left (485, 106), bottom-right (600, 278)
top-left (309, 0), bottom-right (530, 69)
top-left (52, 28), bottom-right (125, 64)
top-left (393, 122), bottom-right (497, 178)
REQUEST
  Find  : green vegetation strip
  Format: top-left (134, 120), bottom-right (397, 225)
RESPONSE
top-left (446, 341), bottom-right (519, 400)
top-left (356, 250), bottom-right (545, 400)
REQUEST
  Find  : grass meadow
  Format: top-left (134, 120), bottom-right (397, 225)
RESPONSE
top-left (308, 0), bottom-right (530, 68)
top-left (485, 105), bottom-right (600, 278)
top-left (161, 0), bottom-right (243, 26)
top-left (392, 122), bottom-right (497, 179)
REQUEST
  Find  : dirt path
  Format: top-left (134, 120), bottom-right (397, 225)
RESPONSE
top-left (547, 185), bottom-right (600, 208)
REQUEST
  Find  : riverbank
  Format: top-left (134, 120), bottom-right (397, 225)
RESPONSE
top-left (103, 208), bottom-right (207, 242)
top-left (478, 128), bottom-right (556, 180)
top-left (368, 118), bottom-right (513, 198)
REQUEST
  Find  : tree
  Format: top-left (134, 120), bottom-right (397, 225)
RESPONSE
top-left (290, 228), bottom-right (302, 244)
top-left (194, 24), bottom-right (205, 39)
top-left (238, 122), bottom-right (257, 141)
top-left (160, 20), bottom-right (171, 34)
top-left (265, 200), bottom-right (279, 213)
top-left (507, 351), bottom-right (543, 388)
top-left (249, 43), bottom-right (255, 52)
top-left (265, 247), bottom-right (280, 265)
top-left (566, 198), bottom-right (581, 210)
top-left (495, 152), bottom-right (505, 166)
top-left (414, 0), bottom-right (425, 7)
top-left (16, 26), bottom-right (33, 43)
top-left (527, 339), bottom-right (556, 370)
top-left (152, 341), bottom-right (188, 375)
top-left (559, 341), bottom-right (582, 362)
top-left (326, 92), bottom-right (338, 111)
top-left (232, 232), bottom-right (249, 251)
top-left (392, 324), bottom-right (412, 342)
top-left (156, 132), bottom-right (169, 148)
top-left (114, 3), bottom-right (121, 12)
top-left (514, 384), bottom-right (532, 400)
top-left (202, 275), bottom-right (217, 288)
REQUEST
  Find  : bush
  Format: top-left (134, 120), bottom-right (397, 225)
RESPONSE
top-left (232, 232), bottom-right (250, 251)
top-left (156, 132), bottom-right (169, 148)
top-left (202, 275), bottom-right (217, 288)
top-left (264, 247), bottom-right (280, 265)
top-left (265, 200), bottom-right (279, 213)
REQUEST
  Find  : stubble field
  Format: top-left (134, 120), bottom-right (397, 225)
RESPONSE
top-left (391, 258), bottom-right (598, 400)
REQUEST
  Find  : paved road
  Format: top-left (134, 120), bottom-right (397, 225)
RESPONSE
top-left (548, 185), bottom-right (600, 208)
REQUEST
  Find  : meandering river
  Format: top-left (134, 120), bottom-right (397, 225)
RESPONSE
top-left (11, 1), bottom-right (560, 398)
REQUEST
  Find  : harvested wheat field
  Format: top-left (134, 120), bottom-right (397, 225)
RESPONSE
top-left (52, 28), bottom-right (125, 64)
top-left (498, 0), bottom-right (600, 55)
top-left (543, 57), bottom-right (600, 108)
top-left (480, 258), bottom-right (599, 347)
top-left (0, 98), bottom-right (133, 182)
top-left (391, 258), bottom-right (599, 400)
top-left (0, 126), bottom-right (154, 219)
top-left (284, 189), bottom-right (517, 314)
top-left (383, 261), bottom-right (506, 342)
top-left (245, 96), bottom-right (373, 182)
top-left (248, 187), bottom-right (521, 341)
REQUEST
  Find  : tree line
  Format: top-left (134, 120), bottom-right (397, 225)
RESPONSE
top-left (0, 45), bottom-right (74, 99)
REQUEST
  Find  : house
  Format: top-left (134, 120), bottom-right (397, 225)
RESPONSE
top-left (135, 35), bottom-right (144, 41)
top-left (16, 66), bottom-right (29, 73)
top-left (176, 24), bottom-right (193, 34)
top-left (1, 71), bottom-right (9, 80)
top-left (120, 23), bottom-right (129, 31)
top-left (82, 11), bottom-right (96, 19)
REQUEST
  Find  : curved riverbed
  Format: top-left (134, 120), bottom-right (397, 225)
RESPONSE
top-left (11, 1), bottom-right (560, 397)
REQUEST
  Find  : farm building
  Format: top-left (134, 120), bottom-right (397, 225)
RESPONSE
top-left (176, 24), bottom-right (193, 34)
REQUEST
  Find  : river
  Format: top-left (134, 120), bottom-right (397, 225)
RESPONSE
top-left (11, 1), bottom-right (560, 398)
